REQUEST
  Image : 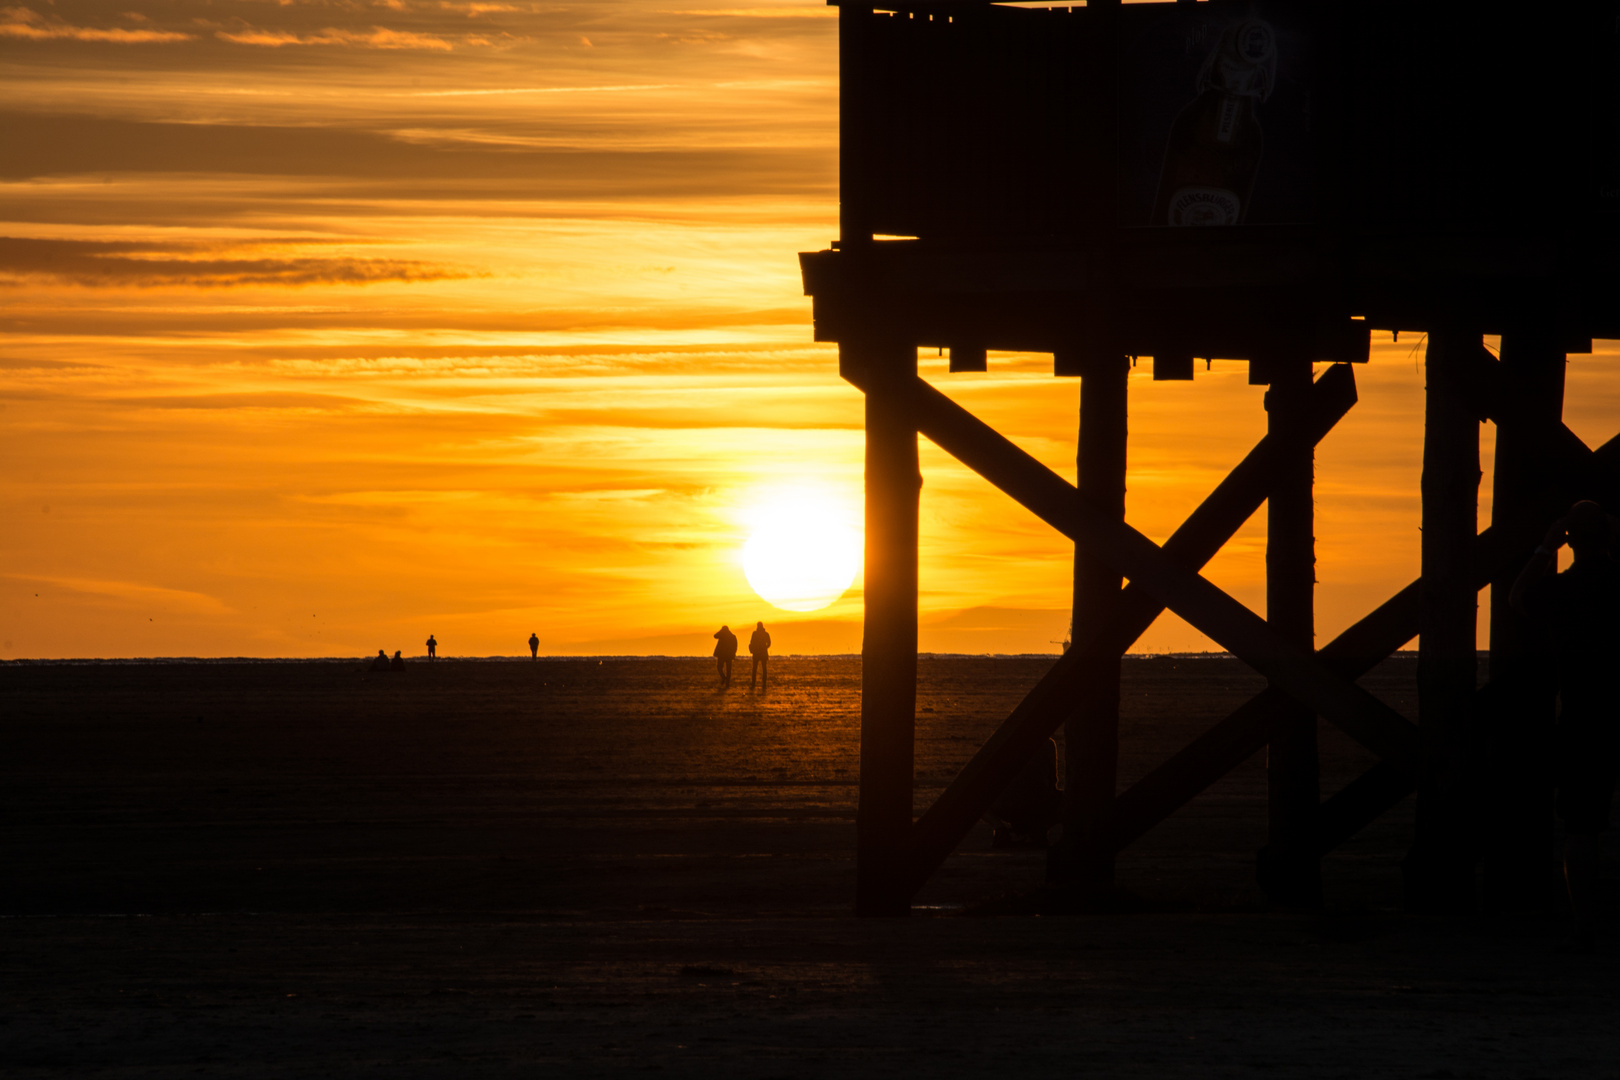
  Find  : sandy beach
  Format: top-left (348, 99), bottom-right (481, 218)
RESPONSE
top-left (3, 656), bottom-right (1615, 1077)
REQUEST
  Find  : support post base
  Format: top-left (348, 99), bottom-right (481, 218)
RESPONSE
top-left (1401, 847), bottom-right (1477, 915)
top-left (1255, 846), bottom-right (1324, 909)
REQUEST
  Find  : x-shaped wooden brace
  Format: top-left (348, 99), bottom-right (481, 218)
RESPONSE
top-left (850, 355), bottom-right (1620, 903)
top-left (1251, 346), bottom-right (1620, 869)
top-left (846, 361), bottom-right (1412, 897)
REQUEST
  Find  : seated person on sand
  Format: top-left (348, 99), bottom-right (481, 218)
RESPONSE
top-left (983, 736), bottom-right (1063, 848)
top-left (390, 650), bottom-right (406, 671)
top-left (371, 649), bottom-right (391, 672)
top-left (1511, 499), bottom-right (1620, 948)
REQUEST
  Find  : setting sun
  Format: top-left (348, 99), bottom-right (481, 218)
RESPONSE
top-left (742, 489), bottom-right (861, 613)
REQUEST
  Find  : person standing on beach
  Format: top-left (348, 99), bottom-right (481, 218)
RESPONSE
top-left (713, 624), bottom-right (738, 688)
top-left (748, 621), bottom-right (772, 691)
top-left (1511, 500), bottom-right (1620, 948)
top-left (528, 632), bottom-right (539, 659)
top-left (426, 634), bottom-right (437, 660)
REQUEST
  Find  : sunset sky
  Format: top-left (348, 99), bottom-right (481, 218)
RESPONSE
top-left (4, 0), bottom-right (1618, 659)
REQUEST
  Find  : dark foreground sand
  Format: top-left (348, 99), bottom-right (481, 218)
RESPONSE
top-left (3, 657), bottom-right (1615, 1077)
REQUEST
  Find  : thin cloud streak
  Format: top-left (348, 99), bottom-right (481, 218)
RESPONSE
top-left (214, 25), bottom-right (459, 49)
top-left (409, 84), bottom-right (680, 96)
top-left (0, 6), bottom-right (195, 42)
top-left (0, 237), bottom-right (473, 288)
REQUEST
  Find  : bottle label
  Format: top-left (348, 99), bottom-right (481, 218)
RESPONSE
top-left (1167, 186), bottom-right (1242, 226)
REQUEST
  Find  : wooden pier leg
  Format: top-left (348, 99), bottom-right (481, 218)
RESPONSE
top-left (1481, 331), bottom-right (1565, 912)
top-left (1050, 353), bottom-right (1129, 898)
top-left (1258, 359), bottom-right (1323, 906)
top-left (855, 339), bottom-right (919, 917)
top-left (1404, 328), bottom-right (1482, 913)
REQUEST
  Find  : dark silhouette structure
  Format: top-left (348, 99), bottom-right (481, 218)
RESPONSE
top-left (986, 737), bottom-right (1063, 849)
top-left (749, 621), bottom-right (772, 691)
top-left (528, 633), bottom-right (539, 660)
top-left (426, 634), bottom-right (437, 660)
top-left (1511, 501), bottom-right (1620, 944)
top-left (804, 0), bottom-right (1620, 916)
top-left (390, 650), bottom-right (406, 671)
top-left (713, 625), bottom-right (738, 688)
top-left (370, 650), bottom-right (390, 672)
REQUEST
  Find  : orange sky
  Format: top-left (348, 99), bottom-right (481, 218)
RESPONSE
top-left (3, 0), bottom-right (1618, 659)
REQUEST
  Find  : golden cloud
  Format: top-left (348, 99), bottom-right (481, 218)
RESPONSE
top-left (0, 237), bottom-right (473, 288)
top-left (0, 5), bottom-right (194, 42)
top-left (215, 24), bottom-right (456, 50)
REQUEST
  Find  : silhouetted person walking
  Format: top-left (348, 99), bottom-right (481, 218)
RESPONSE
top-left (371, 649), bottom-right (390, 672)
top-left (749, 621), bottom-right (772, 691)
top-left (426, 634), bottom-right (437, 660)
top-left (713, 624), bottom-right (738, 688)
top-left (529, 632), bottom-right (539, 659)
top-left (1512, 500), bottom-right (1620, 948)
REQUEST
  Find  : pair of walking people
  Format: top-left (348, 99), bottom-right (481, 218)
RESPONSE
top-left (713, 621), bottom-right (770, 690)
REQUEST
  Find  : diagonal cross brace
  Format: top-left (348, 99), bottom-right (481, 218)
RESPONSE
top-left (1249, 395), bottom-right (1620, 861)
top-left (896, 370), bottom-right (1420, 763)
top-left (1110, 578), bottom-right (1420, 853)
top-left (1101, 348), bottom-right (1620, 867)
top-left (889, 364), bottom-right (1361, 896)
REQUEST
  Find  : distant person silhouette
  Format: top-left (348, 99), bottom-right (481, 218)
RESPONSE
top-left (713, 624), bottom-right (738, 688)
top-left (749, 621), bottom-right (772, 691)
top-left (529, 632), bottom-right (540, 659)
top-left (390, 650), bottom-right (406, 671)
top-left (1512, 500), bottom-right (1620, 948)
top-left (426, 634), bottom-right (436, 660)
top-left (371, 649), bottom-right (390, 672)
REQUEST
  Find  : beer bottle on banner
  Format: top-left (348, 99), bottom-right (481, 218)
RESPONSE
top-left (1151, 17), bottom-right (1276, 227)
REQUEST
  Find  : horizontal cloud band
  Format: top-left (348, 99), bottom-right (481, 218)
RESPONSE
top-left (0, 237), bottom-right (470, 288)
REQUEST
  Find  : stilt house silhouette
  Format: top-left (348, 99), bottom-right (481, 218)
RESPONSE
top-left (799, 0), bottom-right (1620, 915)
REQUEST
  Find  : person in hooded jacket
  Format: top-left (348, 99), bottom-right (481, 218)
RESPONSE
top-left (748, 621), bottom-right (772, 691)
top-left (713, 624), bottom-right (738, 688)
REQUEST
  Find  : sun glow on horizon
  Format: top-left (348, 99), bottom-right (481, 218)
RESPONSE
top-left (741, 487), bottom-right (860, 613)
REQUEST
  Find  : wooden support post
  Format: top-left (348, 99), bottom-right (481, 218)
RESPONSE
top-left (1404, 328), bottom-right (1482, 914)
top-left (1259, 360), bottom-right (1323, 906)
top-left (855, 338), bottom-right (919, 917)
top-left (1051, 354), bottom-right (1129, 895)
top-left (1482, 331), bottom-right (1565, 913)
